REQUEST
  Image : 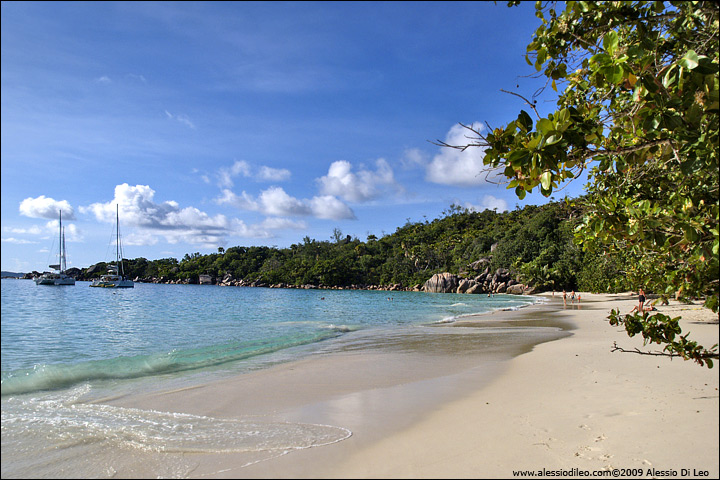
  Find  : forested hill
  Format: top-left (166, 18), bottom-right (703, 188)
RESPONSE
top-left (74, 199), bottom-right (628, 293)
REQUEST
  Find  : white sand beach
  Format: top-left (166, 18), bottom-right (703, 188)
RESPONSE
top-left (103, 292), bottom-right (719, 478)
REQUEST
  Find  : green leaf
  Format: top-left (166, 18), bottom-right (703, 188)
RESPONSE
top-left (537, 118), bottom-right (554, 134)
top-left (603, 30), bottom-right (619, 55)
top-left (604, 65), bottom-right (624, 85)
top-left (590, 53), bottom-right (611, 66)
top-left (678, 50), bottom-right (699, 70)
top-left (508, 150), bottom-right (531, 167)
top-left (526, 134), bottom-right (541, 150)
top-left (557, 108), bottom-right (570, 125)
top-left (545, 131), bottom-right (562, 145)
top-left (641, 75), bottom-right (659, 93)
top-left (517, 110), bottom-right (533, 131)
top-left (540, 171), bottom-right (552, 190)
top-left (693, 57), bottom-right (717, 75)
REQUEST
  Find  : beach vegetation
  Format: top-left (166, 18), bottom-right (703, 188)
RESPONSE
top-left (437, 1), bottom-right (719, 366)
top-left (78, 199), bottom-right (593, 289)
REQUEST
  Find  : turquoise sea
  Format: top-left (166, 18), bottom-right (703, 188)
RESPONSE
top-left (1, 279), bottom-right (544, 477)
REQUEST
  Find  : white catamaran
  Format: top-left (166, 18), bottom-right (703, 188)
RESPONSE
top-left (35, 210), bottom-right (76, 286)
top-left (90, 205), bottom-right (134, 288)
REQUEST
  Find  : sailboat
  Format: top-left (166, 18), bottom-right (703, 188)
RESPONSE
top-left (35, 210), bottom-right (76, 286)
top-left (90, 204), bottom-right (134, 288)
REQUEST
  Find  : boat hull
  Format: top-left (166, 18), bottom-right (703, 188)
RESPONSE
top-left (90, 275), bottom-right (134, 288)
top-left (89, 282), bottom-right (134, 288)
top-left (34, 275), bottom-right (75, 286)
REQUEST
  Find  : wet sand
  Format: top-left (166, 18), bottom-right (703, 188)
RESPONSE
top-left (99, 293), bottom-right (718, 478)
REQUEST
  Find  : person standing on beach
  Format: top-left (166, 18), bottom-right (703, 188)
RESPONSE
top-left (638, 288), bottom-right (646, 313)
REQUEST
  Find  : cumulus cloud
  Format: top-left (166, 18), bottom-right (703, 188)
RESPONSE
top-left (217, 186), bottom-right (355, 221)
top-left (257, 166), bottom-right (291, 182)
top-left (466, 194), bottom-right (509, 213)
top-left (19, 196), bottom-right (76, 220)
top-left (400, 148), bottom-right (428, 169)
top-left (309, 195), bottom-right (357, 220)
top-left (217, 160), bottom-right (291, 187)
top-left (317, 158), bottom-right (401, 203)
top-left (218, 160), bottom-right (252, 188)
top-left (216, 189), bottom-right (258, 211)
top-left (81, 183), bottom-right (284, 247)
top-left (5, 225), bottom-right (44, 235)
top-left (1, 237), bottom-right (37, 244)
top-left (44, 220), bottom-right (83, 242)
top-left (258, 187), bottom-right (312, 217)
top-left (258, 217), bottom-right (307, 231)
top-left (426, 123), bottom-right (489, 187)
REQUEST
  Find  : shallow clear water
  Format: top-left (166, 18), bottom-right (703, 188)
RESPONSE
top-left (1, 279), bottom-right (541, 478)
top-left (1, 280), bottom-right (537, 395)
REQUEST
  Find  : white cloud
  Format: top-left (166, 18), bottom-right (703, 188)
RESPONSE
top-left (81, 183), bottom-right (261, 246)
top-left (217, 161), bottom-right (290, 187)
top-left (81, 184), bottom-right (167, 226)
top-left (1, 237), bottom-right (37, 244)
top-left (5, 225), bottom-right (44, 235)
top-left (125, 73), bottom-right (147, 83)
top-left (257, 166), bottom-right (291, 182)
top-left (164, 110), bottom-right (196, 129)
top-left (218, 160), bottom-right (251, 188)
top-left (123, 231), bottom-right (160, 247)
top-left (400, 148), bottom-right (428, 169)
top-left (19, 196), bottom-right (76, 220)
top-left (258, 217), bottom-right (307, 231)
top-left (309, 195), bottom-right (357, 220)
top-left (426, 123), bottom-right (489, 187)
top-left (258, 187), bottom-right (312, 217)
top-left (217, 186), bottom-right (355, 221)
top-left (228, 218), bottom-right (275, 240)
top-left (466, 195), bottom-right (509, 213)
top-left (317, 158), bottom-right (401, 203)
top-left (217, 189), bottom-right (259, 211)
top-left (44, 220), bottom-right (83, 242)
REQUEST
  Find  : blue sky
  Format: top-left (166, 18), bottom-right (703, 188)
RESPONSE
top-left (1, 1), bottom-right (588, 273)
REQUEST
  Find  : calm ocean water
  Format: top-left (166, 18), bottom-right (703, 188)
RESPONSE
top-left (1, 279), bottom-right (541, 477)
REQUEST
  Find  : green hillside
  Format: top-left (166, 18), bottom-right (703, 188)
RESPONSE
top-left (76, 198), bottom-right (628, 293)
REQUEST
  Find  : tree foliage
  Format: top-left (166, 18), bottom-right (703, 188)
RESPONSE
top-left (78, 200), bottom-right (596, 292)
top-left (439, 1), bottom-right (718, 366)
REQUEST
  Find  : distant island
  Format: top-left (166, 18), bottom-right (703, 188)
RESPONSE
top-left (1, 271), bottom-right (25, 278)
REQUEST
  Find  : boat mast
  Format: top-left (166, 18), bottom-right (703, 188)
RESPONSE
top-left (59, 210), bottom-right (63, 272)
top-left (116, 204), bottom-right (124, 277)
top-left (61, 214), bottom-right (67, 273)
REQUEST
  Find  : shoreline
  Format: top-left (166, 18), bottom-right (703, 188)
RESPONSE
top-left (20, 292), bottom-right (716, 478)
top-left (93, 296), bottom-right (566, 478)
top-left (320, 292), bottom-right (719, 479)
